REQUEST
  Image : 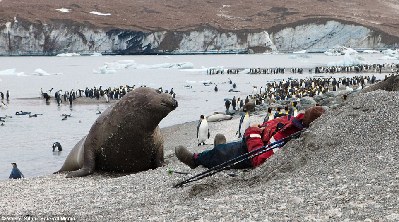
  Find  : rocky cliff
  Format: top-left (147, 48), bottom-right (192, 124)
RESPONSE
top-left (1, 19), bottom-right (395, 56)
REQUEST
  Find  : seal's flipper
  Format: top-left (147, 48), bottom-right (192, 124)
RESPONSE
top-left (65, 137), bottom-right (96, 178)
top-left (66, 168), bottom-right (94, 178)
top-left (56, 136), bottom-right (86, 173)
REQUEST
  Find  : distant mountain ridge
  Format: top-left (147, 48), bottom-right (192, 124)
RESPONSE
top-left (0, 0), bottom-right (398, 55)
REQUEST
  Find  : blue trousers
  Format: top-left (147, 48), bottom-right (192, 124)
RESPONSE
top-left (195, 141), bottom-right (252, 169)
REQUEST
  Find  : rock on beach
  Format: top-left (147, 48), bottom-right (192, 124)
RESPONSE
top-left (0, 89), bottom-right (398, 221)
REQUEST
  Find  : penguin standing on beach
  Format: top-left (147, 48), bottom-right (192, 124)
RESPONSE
top-left (288, 101), bottom-right (299, 118)
top-left (264, 107), bottom-right (273, 122)
top-left (252, 86), bottom-right (258, 95)
top-left (237, 98), bottom-right (243, 110)
top-left (231, 96), bottom-right (237, 111)
top-left (237, 109), bottom-right (250, 138)
top-left (197, 115), bottom-right (210, 146)
top-left (0, 101), bottom-right (7, 109)
top-left (104, 93), bottom-right (109, 103)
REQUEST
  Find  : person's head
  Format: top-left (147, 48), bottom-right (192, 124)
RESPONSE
top-left (302, 106), bottom-right (326, 127)
top-left (214, 133), bottom-right (227, 146)
top-left (11, 163), bottom-right (17, 168)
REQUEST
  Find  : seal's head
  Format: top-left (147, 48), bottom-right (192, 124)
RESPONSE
top-left (302, 106), bottom-right (325, 127)
top-left (122, 87), bottom-right (178, 128)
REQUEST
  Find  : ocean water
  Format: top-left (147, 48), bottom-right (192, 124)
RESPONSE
top-left (0, 53), bottom-right (395, 179)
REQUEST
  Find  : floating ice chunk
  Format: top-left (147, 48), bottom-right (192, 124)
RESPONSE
top-left (180, 68), bottom-right (207, 72)
top-left (145, 62), bottom-right (194, 69)
top-left (31, 68), bottom-right (62, 76)
top-left (363, 50), bottom-right (380, 54)
top-left (32, 69), bottom-right (50, 76)
top-left (324, 51), bottom-right (341, 56)
top-left (0, 68), bottom-right (25, 76)
top-left (56, 53), bottom-right (80, 57)
top-left (175, 62), bottom-right (194, 69)
top-left (90, 52), bottom-right (102, 56)
top-left (93, 60), bottom-right (137, 74)
top-left (90, 11), bottom-right (111, 16)
top-left (93, 61), bottom-right (193, 74)
top-left (327, 54), bottom-right (365, 66)
top-left (342, 48), bottom-right (358, 55)
top-left (56, 8), bottom-right (71, 13)
top-left (293, 50), bottom-right (306, 54)
top-left (0, 68), bottom-right (17, 75)
top-left (324, 45), bottom-right (357, 56)
top-left (93, 65), bottom-right (117, 74)
top-left (379, 55), bottom-right (399, 60)
top-left (382, 49), bottom-right (398, 55)
top-left (106, 60), bottom-right (136, 69)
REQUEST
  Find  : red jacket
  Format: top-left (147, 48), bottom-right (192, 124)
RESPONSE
top-left (243, 113), bottom-right (305, 167)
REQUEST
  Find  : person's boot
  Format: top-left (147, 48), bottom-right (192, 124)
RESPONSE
top-left (175, 146), bottom-right (198, 169)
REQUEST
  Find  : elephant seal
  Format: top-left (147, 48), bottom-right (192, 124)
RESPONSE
top-left (56, 87), bottom-right (178, 178)
top-left (206, 112), bottom-right (233, 122)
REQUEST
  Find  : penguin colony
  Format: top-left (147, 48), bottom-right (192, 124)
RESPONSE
top-left (207, 63), bottom-right (399, 75)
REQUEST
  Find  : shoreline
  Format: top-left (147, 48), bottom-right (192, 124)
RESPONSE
top-left (15, 96), bottom-right (118, 105)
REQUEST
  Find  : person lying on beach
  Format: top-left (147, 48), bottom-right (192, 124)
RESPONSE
top-left (175, 106), bottom-right (326, 169)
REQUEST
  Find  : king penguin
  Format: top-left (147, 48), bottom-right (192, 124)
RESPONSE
top-left (0, 101), bottom-right (7, 109)
top-left (264, 107), bottom-right (274, 122)
top-left (237, 109), bottom-right (251, 138)
top-left (289, 101), bottom-right (299, 118)
top-left (197, 115), bottom-right (210, 146)
top-left (252, 86), bottom-right (258, 95)
top-left (104, 93), bottom-right (109, 103)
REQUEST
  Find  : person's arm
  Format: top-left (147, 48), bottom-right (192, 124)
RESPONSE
top-left (251, 119), bottom-right (304, 167)
top-left (243, 125), bottom-right (267, 167)
top-left (244, 125), bottom-right (263, 146)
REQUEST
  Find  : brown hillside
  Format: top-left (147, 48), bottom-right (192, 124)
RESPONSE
top-left (0, 0), bottom-right (398, 37)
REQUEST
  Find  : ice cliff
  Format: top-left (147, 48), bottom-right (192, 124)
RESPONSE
top-left (0, 20), bottom-right (396, 55)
